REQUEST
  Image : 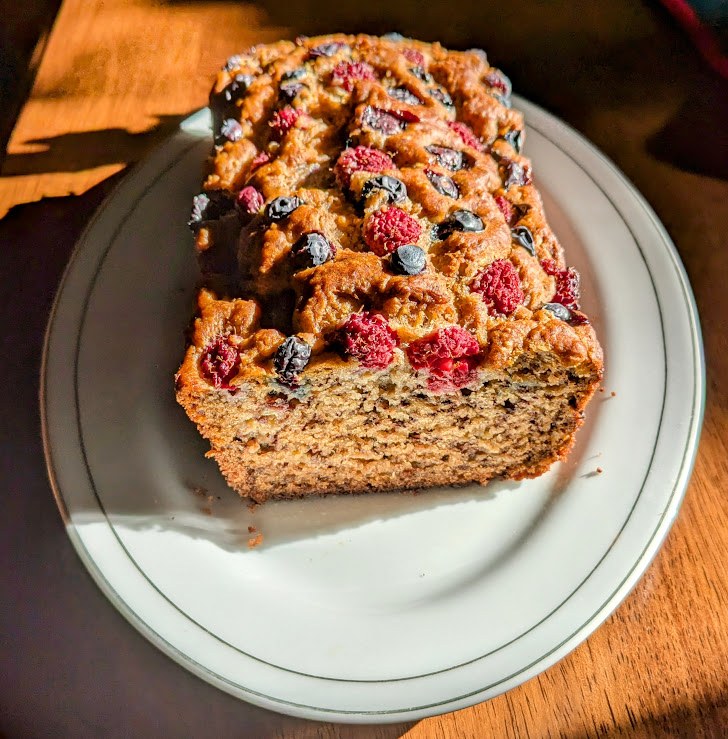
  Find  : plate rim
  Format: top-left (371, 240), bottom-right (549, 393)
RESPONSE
top-left (40, 97), bottom-right (705, 722)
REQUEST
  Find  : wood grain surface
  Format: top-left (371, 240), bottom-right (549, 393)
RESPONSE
top-left (2, 0), bottom-right (728, 736)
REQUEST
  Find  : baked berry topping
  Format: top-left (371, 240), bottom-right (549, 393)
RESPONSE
top-left (200, 337), bottom-right (241, 389)
top-left (280, 81), bottom-right (305, 101)
top-left (331, 60), bottom-right (376, 91)
top-left (428, 88), bottom-right (454, 108)
top-left (435, 209), bottom-right (484, 238)
top-left (269, 106), bottom-right (304, 138)
top-left (274, 336), bottom-right (312, 387)
top-left (411, 66), bottom-right (434, 83)
top-left (403, 48), bottom-right (425, 66)
top-left (282, 68), bottom-right (306, 81)
top-left (188, 192), bottom-right (235, 231)
top-left (265, 196), bottom-right (303, 220)
top-left (335, 312), bottom-right (399, 369)
top-left (250, 150), bottom-right (271, 171)
top-left (223, 53), bottom-right (250, 71)
top-left (406, 326), bottom-right (480, 392)
top-left (494, 195), bottom-right (515, 225)
top-left (425, 145), bottom-right (465, 171)
top-left (484, 69), bottom-right (512, 97)
top-left (237, 185), bottom-right (264, 214)
top-left (471, 259), bottom-right (524, 315)
top-left (292, 231), bottom-right (336, 269)
top-left (364, 207), bottom-right (422, 256)
top-left (383, 32), bottom-right (406, 41)
top-left (448, 121), bottom-right (484, 151)
top-left (391, 244), bottom-right (426, 275)
top-left (308, 41), bottom-right (348, 58)
top-left (216, 118), bottom-right (244, 145)
top-left (426, 169), bottom-right (459, 198)
top-left (503, 128), bottom-right (524, 153)
top-left (361, 106), bottom-right (420, 134)
top-left (221, 74), bottom-right (254, 103)
top-left (492, 93), bottom-right (511, 109)
top-left (540, 259), bottom-right (558, 275)
top-left (500, 157), bottom-right (533, 188)
top-left (334, 146), bottom-right (394, 188)
top-left (511, 225), bottom-right (535, 256)
top-left (360, 174), bottom-right (407, 204)
top-left (553, 268), bottom-right (581, 309)
top-left (542, 302), bottom-right (571, 321)
top-left (388, 86), bottom-right (423, 105)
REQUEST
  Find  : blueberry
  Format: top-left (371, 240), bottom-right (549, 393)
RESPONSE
top-left (282, 68), bottom-right (306, 81)
top-left (411, 66), bottom-right (434, 83)
top-left (382, 32), bottom-right (406, 41)
top-left (511, 225), bottom-right (535, 256)
top-left (428, 88), bottom-right (454, 108)
top-left (425, 169), bottom-right (459, 198)
top-left (503, 128), bottom-right (523, 154)
top-left (391, 244), bottom-right (426, 275)
top-left (492, 92), bottom-right (511, 108)
top-left (435, 209), bottom-right (484, 238)
top-left (362, 106), bottom-right (407, 135)
top-left (216, 118), bottom-right (243, 145)
top-left (542, 303), bottom-right (572, 322)
top-left (274, 336), bottom-right (312, 387)
top-left (222, 74), bottom-right (254, 103)
top-left (388, 87), bottom-right (422, 105)
top-left (361, 175), bottom-right (407, 204)
top-left (501, 158), bottom-right (531, 188)
top-left (292, 232), bottom-right (335, 269)
top-left (425, 145), bottom-right (465, 171)
top-left (309, 42), bottom-right (348, 58)
top-left (280, 81), bottom-right (305, 101)
top-left (265, 196), bottom-right (303, 220)
top-left (187, 192), bottom-right (235, 231)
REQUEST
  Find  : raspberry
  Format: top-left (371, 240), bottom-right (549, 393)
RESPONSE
top-left (331, 61), bottom-right (376, 91)
top-left (448, 121), bottom-right (484, 152)
top-left (406, 326), bottom-right (480, 392)
top-left (200, 337), bottom-right (241, 389)
top-left (334, 312), bottom-right (399, 369)
top-left (237, 186), bottom-right (264, 214)
top-left (471, 259), bottom-right (524, 316)
top-left (363, 207), bottom-right (422, 256)
top-left (540, 260), bottom-right (581, 309)
top-left (250, 151), bottom-right (271, 171)
top-left (269, 106), bottom-right (304, 138)
top-left (403, 48), bottom-right (425, 66)
top-left (484, 69), bottom-right (512, 97)
top-left (334, 146), bottom-right (394, 188)
top-left (361, 106), bottom-right (420, 135)
top-left (494, 195), bottom-right (515, 225)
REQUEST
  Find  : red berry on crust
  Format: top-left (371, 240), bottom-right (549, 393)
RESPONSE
top-left (403, 48), bottom-right (425, 66)
top-left (334, 146), bottom-right (394, 188)
top-left (237, 186), bottom-right (264, 214)
top-left (448, 121), bottom-right (484, 151)
top-left (471, 259), bottom-right (524, 316)
top-left (331, 61), bottom-right (376, 91)
top-left (335, 312), bottom-right (399, 369)
top-left (406, 326), bottom-right (480, 393)
top-left (269, 106), bottom-right (304, 138)
top-left (540, 260), bottom-right (581, 309)
top-left (494, 195), bottom-right (515, 225)
top-left (363, 207), bottom-right (422, 256)
top-left (200, 337), bottom-right (241, 389)
top-left (250, 150), bottom-right (271, 171)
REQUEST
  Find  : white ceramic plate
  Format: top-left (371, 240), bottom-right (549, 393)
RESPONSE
top-left (42, 98), bottom-right (704, 723)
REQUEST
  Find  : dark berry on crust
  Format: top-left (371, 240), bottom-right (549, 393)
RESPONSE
top-left (274, 336), bottom-right (312, 387)
top-left (282, 68), bottom-right (307, 81)
top-left (216, 118), bottom-right (244, 145)
top-left (435, 209), bottom-right (484, 238)
top-left (484, 69), bottom-right (512, 98)
top-left (237, 186), bottom-right (264, 215)
top-left (503, 128), bottom-right (524, 153)
top-left (425, 145), bottom-right (465, 171)
top-left (334, 146), bottom-right (394, 188)
top-left (219, 74), bottom-right (254, 105)
top-left (428, 88), bottom-right (454, 108)
top-left (411, 66), bottom-right (434, 83)
top-left (426, 169), bottom-right (459, 198)
top-left (471, 259), bottom-right (524, 316)
top-left (542, 302), bottom-right (572, 321)
top-left (362, 106), bottom-right (420, 134)
top-left (500, 157), bottom-right (533, 189)
top-left (280, 82), bottom-right (305, 102)
top-left (265, 196), bottom-right (303, 220)
top-left (511, 225), bottom-right (535, 256)
top-left (308, 41), bottom-right (349, 58)
top-left (200, 337), bottom-right (241, 389)
top-left (364, 207), bottom-right (423, 256)
top-left (334, 312), bottom-right (399, 369)
top-left (292, 231), bottom-right (336, 269)
top-left (388, 87), bottom-right (423, 105)
top-left (391, 244), bottom-right (426, 275)
top-left (360, 175), bottom-right (407, 204)
top-left (188, 192), bottom-right (235, 231)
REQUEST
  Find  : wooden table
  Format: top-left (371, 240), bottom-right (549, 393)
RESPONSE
top-left (2, 1), bottom-right (728, 736)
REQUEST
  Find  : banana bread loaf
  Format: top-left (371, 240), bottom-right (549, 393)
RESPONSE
top-left (175, 33), bottom-right (603, 503)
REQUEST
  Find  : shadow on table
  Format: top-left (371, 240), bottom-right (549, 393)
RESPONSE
top-left (1, 113), bottom-right (191, 176)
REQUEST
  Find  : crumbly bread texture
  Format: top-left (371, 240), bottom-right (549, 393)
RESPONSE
top-left (175, 33), bottom-right (604, 503)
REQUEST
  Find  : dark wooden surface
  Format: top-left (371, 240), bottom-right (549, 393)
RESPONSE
top-left (2, 1), bottom-right (728, 736)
